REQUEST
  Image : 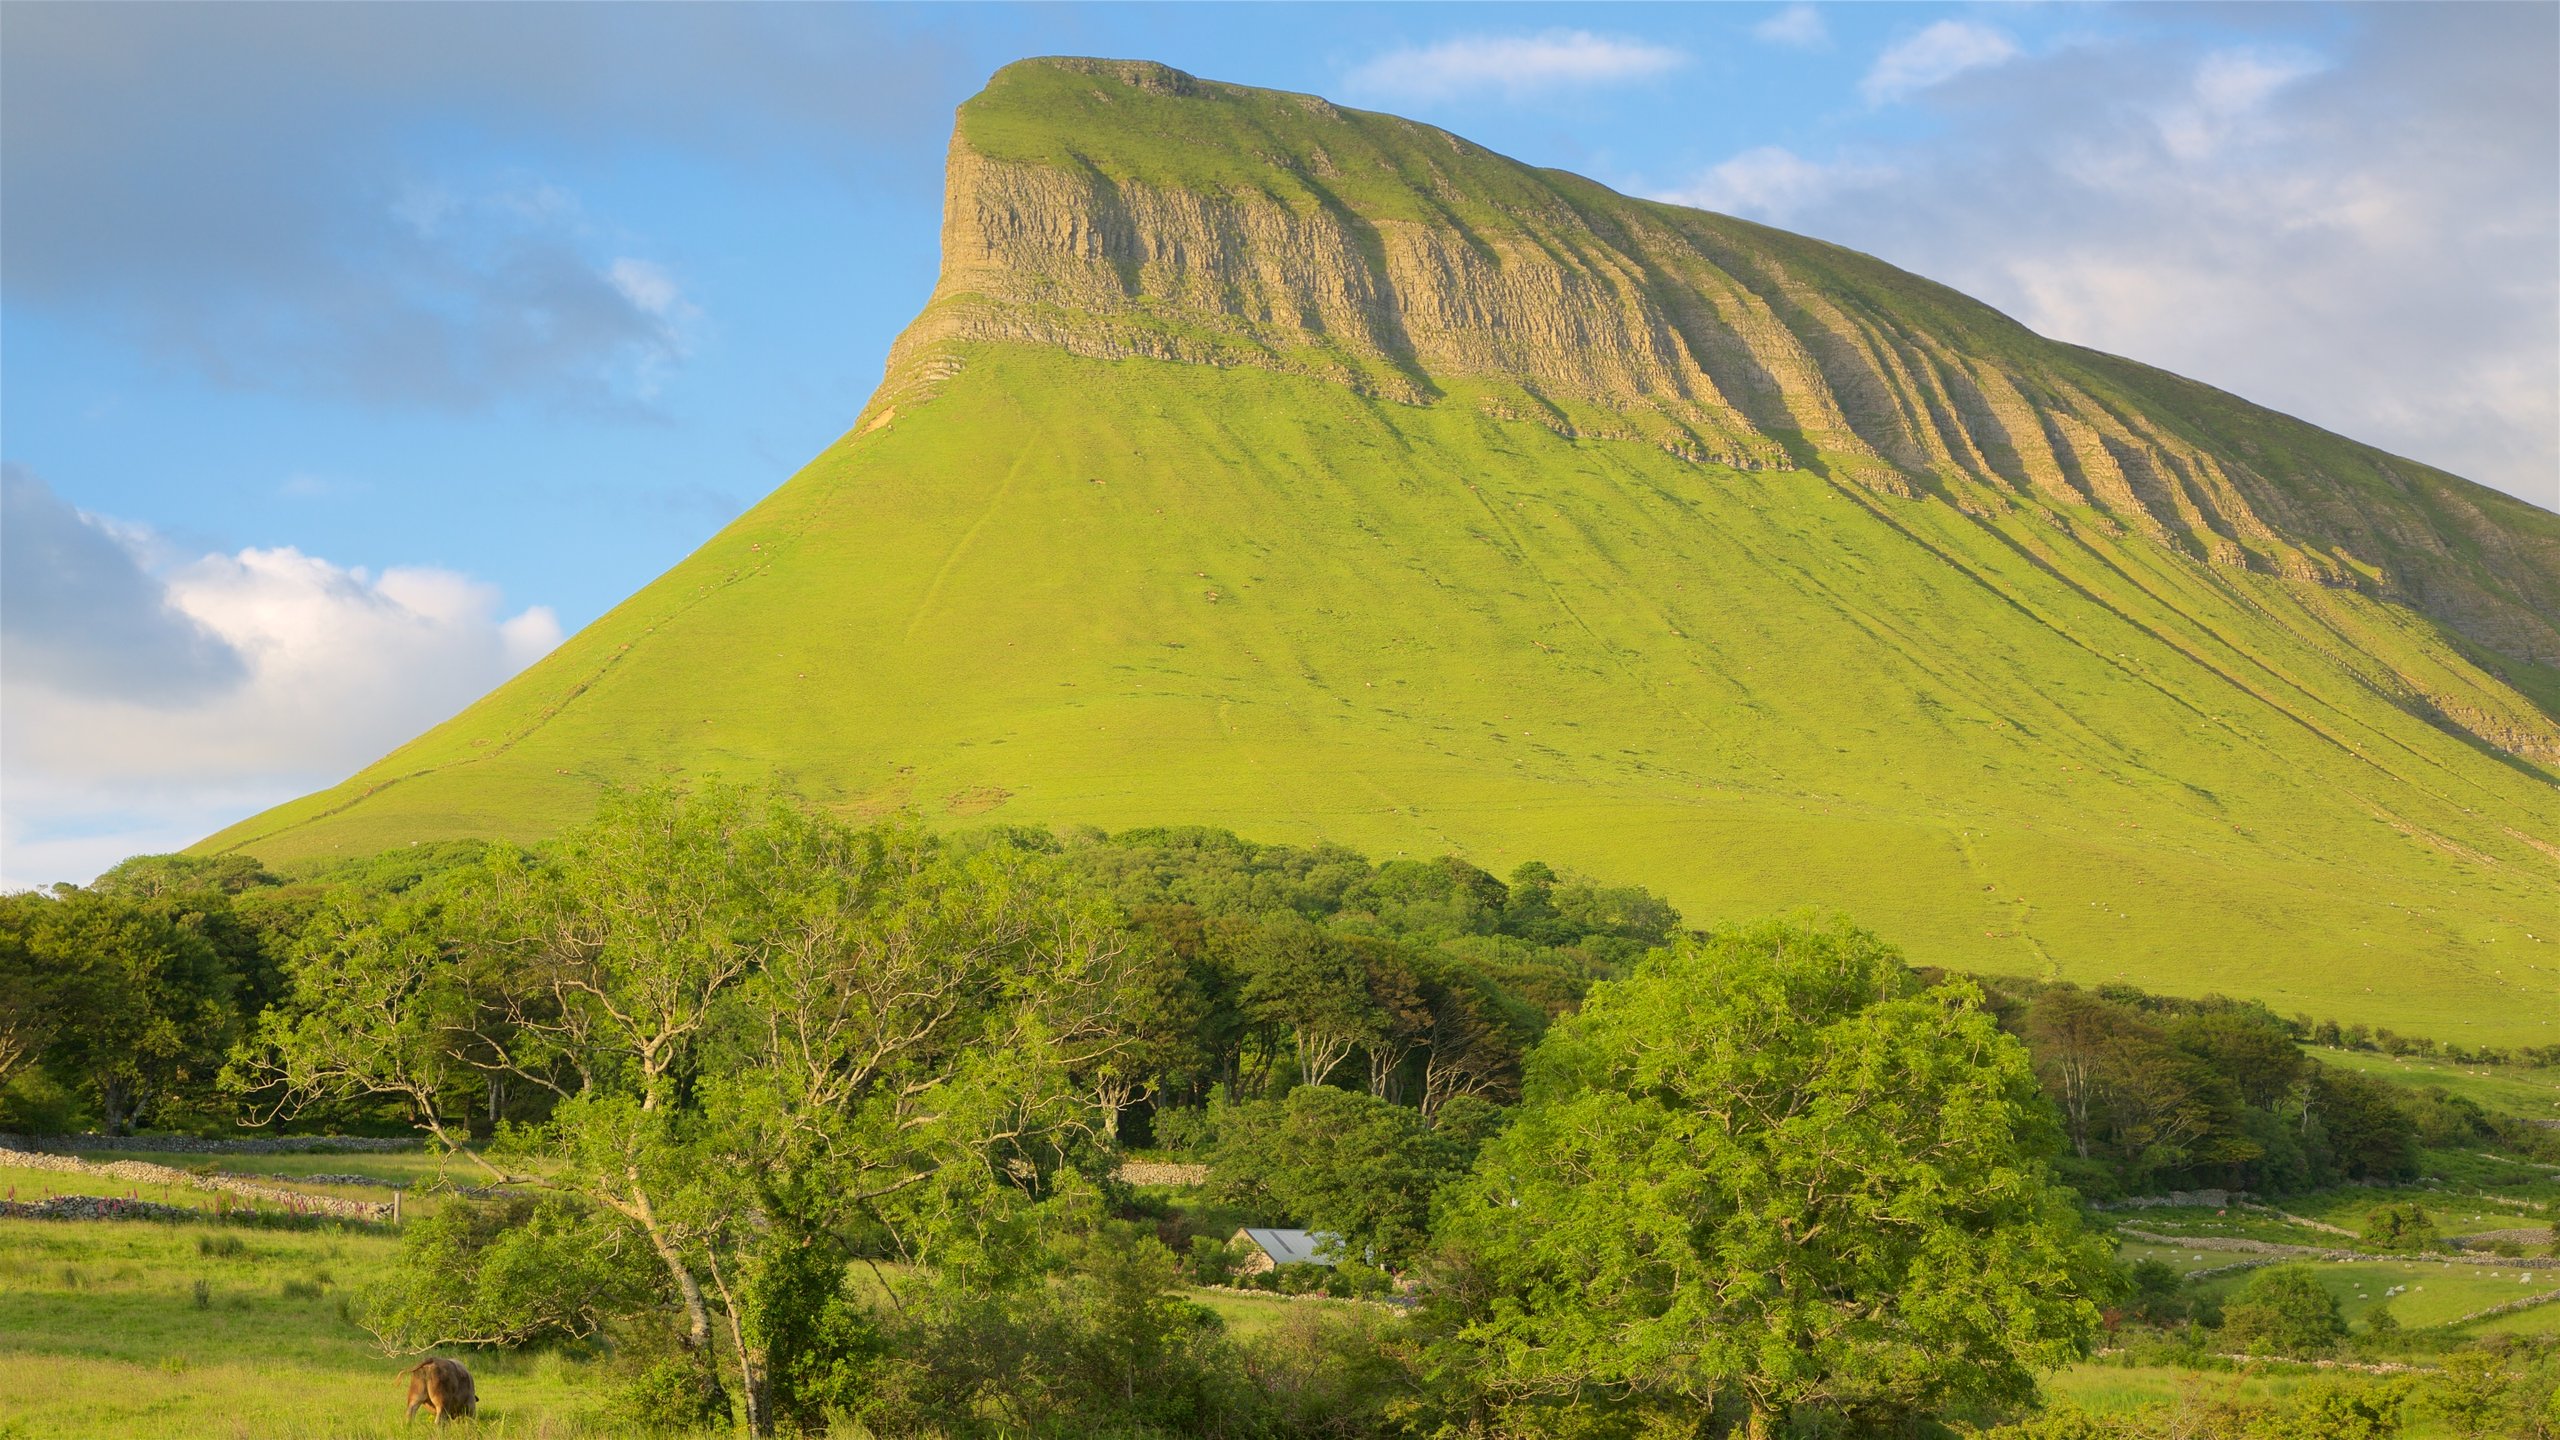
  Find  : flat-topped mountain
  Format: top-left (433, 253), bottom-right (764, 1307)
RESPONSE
top-left (203, 58), bottom-right (2560, 1039)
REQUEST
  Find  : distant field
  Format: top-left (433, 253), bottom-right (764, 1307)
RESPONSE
top-left (0, 1218), bottom-right (608, 1439)
top-left (2312, 1047), bottom-right (2560, 1123)
top-left (2277, 1183), bottom-right (2556, 1236)
top-left (2184, 1254), bottom-right (2560, 1331)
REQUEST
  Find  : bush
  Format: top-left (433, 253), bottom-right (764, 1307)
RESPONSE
top-left (2360, 1201), bottom-right (2441, 1252)
top-left (2220, 1265), bottom-right (2345, 1357)
top-left (2122, 1258), bottom-right (2189, 1326)
top-left (355, 1193), bottom-right (652, 1351)
top-left (1150, 1103), bottom-right (1216, 1154)
top-left (1184, 1233), bottom-right (1240, 1285)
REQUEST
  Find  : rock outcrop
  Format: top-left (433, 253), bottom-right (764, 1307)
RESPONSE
top-left (881, 58), bottom-right (2560, 722)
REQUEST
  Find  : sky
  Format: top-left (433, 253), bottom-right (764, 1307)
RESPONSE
top-left (4, 2), bottom-right (2555, 889)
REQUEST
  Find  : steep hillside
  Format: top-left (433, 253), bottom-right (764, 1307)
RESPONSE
top-left (202, 59), bottom-right (2560, 1041)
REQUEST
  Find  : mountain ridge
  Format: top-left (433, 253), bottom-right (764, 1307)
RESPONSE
top-left (200, 57), bottom-right (2560, 1041)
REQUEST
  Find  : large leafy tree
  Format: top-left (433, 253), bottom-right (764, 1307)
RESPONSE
top-left (242, 787), bottom-right (1141, 1437)
top-left (1208, 1084), bottom-right (1469, 1266)
top-left (1434, 916), bottom-right (2115, 1439)
top-left (3, 888), bottom-right (238, 1131)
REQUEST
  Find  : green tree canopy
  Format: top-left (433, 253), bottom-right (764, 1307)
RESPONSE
top-left (2220, 1265), bottom-right (2345, 1357)
top-left (1433, 915), bottom-right (2115, 1439)
top-left (1207, 1084), bottom-right (1472, 1266)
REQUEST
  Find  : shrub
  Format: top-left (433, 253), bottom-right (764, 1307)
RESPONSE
top-left (2360, 1201), bottom-right (2441, 1252)
top-left (355, 1193), bottom-right (652, 1351)
top-left (2220, 1265), bottom-right (2345, 1357)
top-left (2122, 1258), bottom-right (2189, 1325)
top-left (1184, 1233), bottom-right (1239, 1285)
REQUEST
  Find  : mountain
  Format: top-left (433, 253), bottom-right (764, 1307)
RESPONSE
top-left (201, 58), bottom-right (2560, 1041)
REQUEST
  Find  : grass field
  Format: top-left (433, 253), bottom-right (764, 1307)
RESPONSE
top-left (0, 1161), bottom-right (339, 1218)
top-left (0, 1212), bottom-right (1386, 1439)
top-left (2185, 1254), bottom-right (2560, 1332)
top-left (2313, 1047), bottom-right (2560, 1123)
top-left (0, 1218), bottom-right (608, 1439)
top-left (2277, 1184), bottom-right (2556, 1237)
top-left (190, 65), bottom-right (2560, 1043)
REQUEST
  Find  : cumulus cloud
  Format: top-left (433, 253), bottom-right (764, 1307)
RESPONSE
top-left (1345, 31), bottom-right (1687, 103)
top-left (1753, 5), bottom-right (1829, 52)
top-left (1656, 8), bottom-right (2557, 506)
top-left (2, 466), bottom-right (245, 704)
top-left (1862, 20), bottom-right (2020, 105)
top-left (1661, 146), bottom-right (1893, 225)
top-left (1, 470), bottom-right (561, 889)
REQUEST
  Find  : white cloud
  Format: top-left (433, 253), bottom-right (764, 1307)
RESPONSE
top-left (1695, 8), bottom-right (2558, 506)
top-left (608, 257), bottom-right (684, 317)
top-left (1345, 31), bottom-right (1687, 103)
top-left (1, 494), bottom-right (561, 889)
top-left (1754, 5), bottom-right (1829, 52)
top-left (2155, 49), bottom-right (2326, 160)
top-left (1862, 20), bottom-right (2020, 105)
top-left (1660, 146), bottom-right (1893, 223)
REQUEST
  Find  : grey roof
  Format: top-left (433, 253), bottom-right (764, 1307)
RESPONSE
top-left (1235, 1227), bottom-right (1341, 1266)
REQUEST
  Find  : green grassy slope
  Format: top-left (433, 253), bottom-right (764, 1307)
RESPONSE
top-left (200, 60), bottom-right (2560, 1041)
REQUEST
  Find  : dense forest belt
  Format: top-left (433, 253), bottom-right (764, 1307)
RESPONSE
top-left (2116, 1226), bottom-right (2560, 1269)
top-left (0, 1133), bottom-right (419, 1155)
top-left (0, 1148), bottom-right (393, 1223)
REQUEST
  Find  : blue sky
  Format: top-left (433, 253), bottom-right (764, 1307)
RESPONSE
top-left (4, 2), bottom-right (2554, 886)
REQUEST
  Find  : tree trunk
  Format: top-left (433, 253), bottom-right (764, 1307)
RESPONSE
top-left (622, 1179), bottom-right (730, 1419)
top-left (706, 1254), bottom-right (770, 1438)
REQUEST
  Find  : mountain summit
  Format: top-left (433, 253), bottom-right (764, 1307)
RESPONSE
top-left (205, 58), bottom-right (2560, 1037)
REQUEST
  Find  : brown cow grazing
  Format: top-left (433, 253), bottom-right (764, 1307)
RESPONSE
top-left (403, 1356), bottom-right (476, 1424)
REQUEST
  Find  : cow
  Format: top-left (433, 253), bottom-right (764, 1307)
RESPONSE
top-left (403, 1356), bottom-right (477, 1424)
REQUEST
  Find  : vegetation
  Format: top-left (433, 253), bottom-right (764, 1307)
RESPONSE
top-left (188, 61), bottom-right (2559, 1045)
top-left (8, 791), bottom-right (2560, 1436)
top-left (1426, 918), bottom-right (2115, 1438)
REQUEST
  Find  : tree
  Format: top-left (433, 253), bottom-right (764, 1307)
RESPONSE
top-left (2168, 1008), bottom-right (2305, 1111)
top-left (2312, 1065), bottom-right (2421, 1181)
top-left (1234, 918), bottom-right (1376, 1089)
top-left (1208, 1084), bottom-right (1465, 1266)
top-left (14, 888), bottom-right (238, 1130)
top-left (2361, 1201), bottom-right (2441, 1252)
top-left (1434, 916), bottom-right (2115, 1439)
top-left (243, 787), bottom-right (1141, 1437)
top-left (2220, 1265), bottom-right (2344, 1357)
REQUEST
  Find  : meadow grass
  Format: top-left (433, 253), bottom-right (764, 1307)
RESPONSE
top-left (2185, 1253), bottom-right (2560, 1330)
top-left (0, 1218), bottom-right (611, 1439)
top-left (2278, 1182), bottom-right (2557, 1237)
top-left (2312, 1046), bottom-right (2560, 1123)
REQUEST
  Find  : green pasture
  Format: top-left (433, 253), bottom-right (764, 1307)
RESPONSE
top-left (2186, 1254), bottom-right (2560, 1331)
top-left (2276, 1184), bottom-right (2555, 1238)
top-left (0, 1211), bottom-right (1387, 1439)
top-left (2313, 1046), bottom-right (2560, 1122)
top-left (2102, 1205), bottom-right (2342, 1246)
top-left (0, 1217), bottom-right (608, 1439)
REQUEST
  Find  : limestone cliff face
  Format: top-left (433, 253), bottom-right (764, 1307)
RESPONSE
top-left (877, 58), bottom-right (2560, 701)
